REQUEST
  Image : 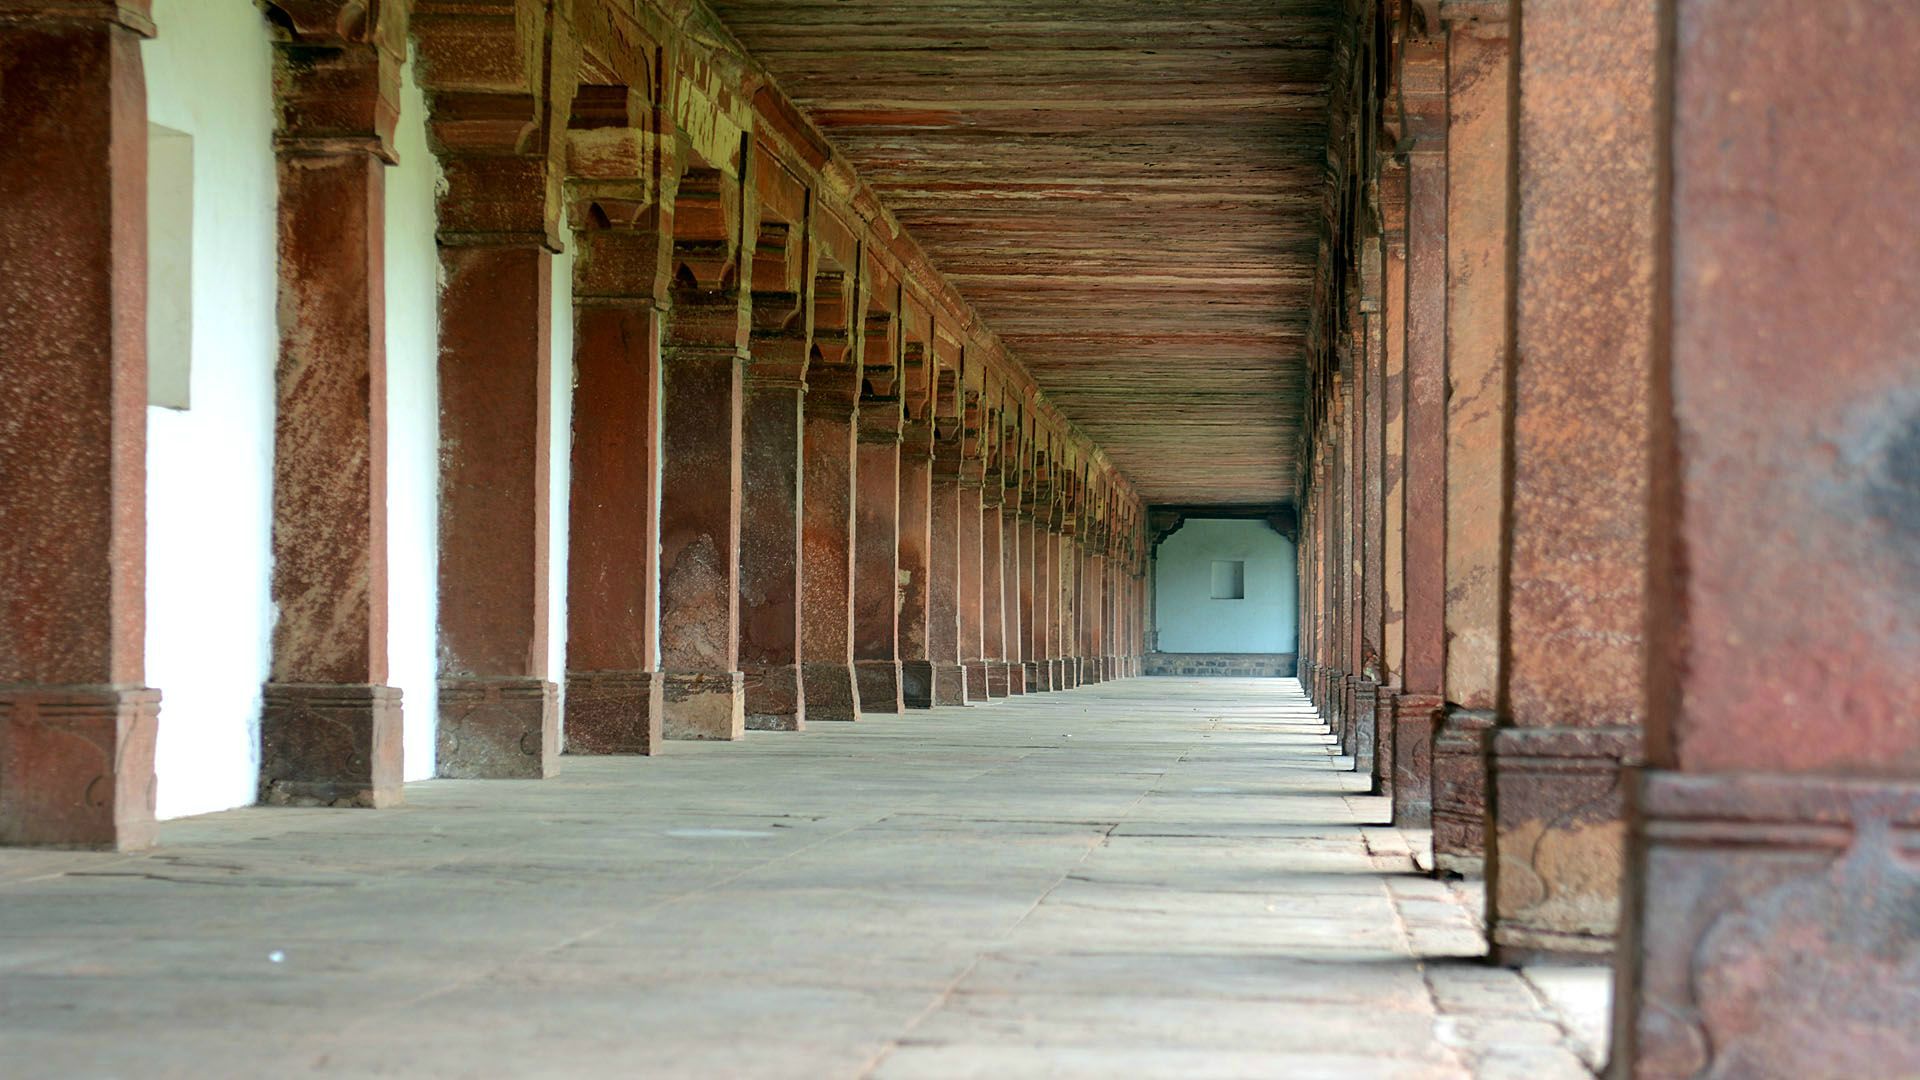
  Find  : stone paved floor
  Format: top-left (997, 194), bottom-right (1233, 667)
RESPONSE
top-left (0, 678), bottom-right (1609, 1078)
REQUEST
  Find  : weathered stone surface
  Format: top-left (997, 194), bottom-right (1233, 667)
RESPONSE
top-left (0, 11), bottom-right (159, 850)
top-left (436, 678), bottom-right (559, 780)
top-left (853, 421), bottom-right (904, 714)
top-left (258, 684), bottom-right (403, 809)
top-left (434, 243), bottom-right (559, 775)
top-left (739, 378), bottom-right (807, 730)
top-left (565, 298), bottom-right (663, 755)
top-left (562, 670), bottom-right (663, 755)
top-left (1432, 11), bottom-right (1513, 876)
top-left (1143, 654), bottom-right (1298, 678)
top-left (1486, 0), bottom-right (1657, 960)
top-left (658, 346), bottom-right (747, 739)
top-left (0, 689), bottom-right (159, 851)
top-left (0, 679), bottom-right (1601, 1076)
top-left (1614, 1), bottom-right (1920, 1073)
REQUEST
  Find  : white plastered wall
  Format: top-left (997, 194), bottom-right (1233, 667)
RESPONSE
top-left (386, 50), bottom-right (443, 782)
top-left (1153, 519), bottom-right (1298, 654)
top-left (142, 0), bottom-right (278, 820)
top-left (549, 241), bottom-right (575, 722)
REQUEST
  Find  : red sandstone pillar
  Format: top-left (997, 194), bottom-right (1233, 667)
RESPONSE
top-left (658, 168), bottom-right (748, 740)
top-left (564, 217), bottom-right (666, 754)
top-left (1613, 3), bottom-right (1920, 1071)
top-left (958, 393), bottom-right (989, 700)
top-left (1483, 0), bottom-right (1654, 962)
top-left (1395, 34), bottom-right (1447, 829)
top-left (800, 269), bottom-right (861, 722)
top-left (1431, 5), bottom-right (1513, 876)
top-left (738, 171), bottom-right (810, 732)
top-left (0, 0), bottom-right (161, 849)
top-left (1379, 163), bottom-right (1409, 807)
top-left (981, 479), bottom-right (1010, 699)
top-left (1052, 507), bottom-right (1067, 684)
top-left (853, 297), bottom-right (905, 713)
top-left (419, 16), bottom-right (563, 777)
top-left (258, 7), bottom-right (410, 808)
top-left (738, 305), bottom-right (808, 731)
top-left (1017, 507), bottom-right (1041, 692)
top-left (1090, 545), bottom-right (1105, 680)
top-left (1001, 473), bottom-right (1026, 695)
top-left (1359, 233), bottom-right (1388, 787)
top-left (929, 393), bottom-right (969, 705)
top-left (898, 398), bottom-right (937, 708)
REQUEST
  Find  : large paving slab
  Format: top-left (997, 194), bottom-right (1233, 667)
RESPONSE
top-left (0, 678), bottom-right (1605, 1077)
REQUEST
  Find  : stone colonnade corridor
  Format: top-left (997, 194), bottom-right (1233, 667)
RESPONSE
top-left (0, 680), bottom-right (1602, 1078)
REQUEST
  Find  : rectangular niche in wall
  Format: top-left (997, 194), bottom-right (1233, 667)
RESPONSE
top-left (1210, 560), bottom-right (1245, 600)
top-left (147, 123), bottom-right (193, 410)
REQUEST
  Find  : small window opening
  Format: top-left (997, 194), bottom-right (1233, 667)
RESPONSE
top-left (147, 123), bottom-right (192, 410)
top-left (1210, 560), bottom-right (1245, 600)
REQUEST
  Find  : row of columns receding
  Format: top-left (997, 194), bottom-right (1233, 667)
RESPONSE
top-left (0, 0), bottom-right (1150, 854)
top-left (1302, 0), bottom-right (1920, 1074)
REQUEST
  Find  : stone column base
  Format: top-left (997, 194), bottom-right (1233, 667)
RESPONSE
top-left (985, 660), bottom-right (1010, 697)
top-left (1024, 661), bottom-right (1048, 691)
top-left (932, 662), bottom-right (968, 706)
top-left (437, 677), bottom-right (558, 779)
top-left (259, 683), bottom-right (403, 809)
top-left (1341, 676), bottom-right (1363, 757)
top-left (1432, 706), bottom-right (1495, 877)
top-left (663, 671), bottom-right (745, 739)
top-left (802, 662), bottom-right (861, 722)
top-left (0, 687), bottom-right (160, 851)
top-left (1080, 657), bottom-right (1102, 685)
top-left (855, 658), bottom-right (904, 713)
top-left (1485, 725), bottom-right (1640, 964)
top-left (564, 670), bottom-right (663, 754)
top-left (1008, 663), bottom-right (1028, 694)
top-left (1390, 692), bottom-right (1440, 828)
top-left (1049, 658), bottom-right (1067, 689)
top-left (742, 662), bottom-right (804, 731)
top-left (962, 661), bottom-right (990, 702)
top-left (1373, 689), bottom-right (1398, 801)
top-left (1615, 771), bottom-right (1920, 1078)
top-left (1349, 678), bottom-right (1378, 788)
top-left (900, 659), bottom-right (937, 709)
top-left (1063, 657), bottom-right (1081, 689)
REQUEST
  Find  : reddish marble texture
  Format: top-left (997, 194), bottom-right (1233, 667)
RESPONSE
top-left (0, 8), bottom-right (160, 849)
